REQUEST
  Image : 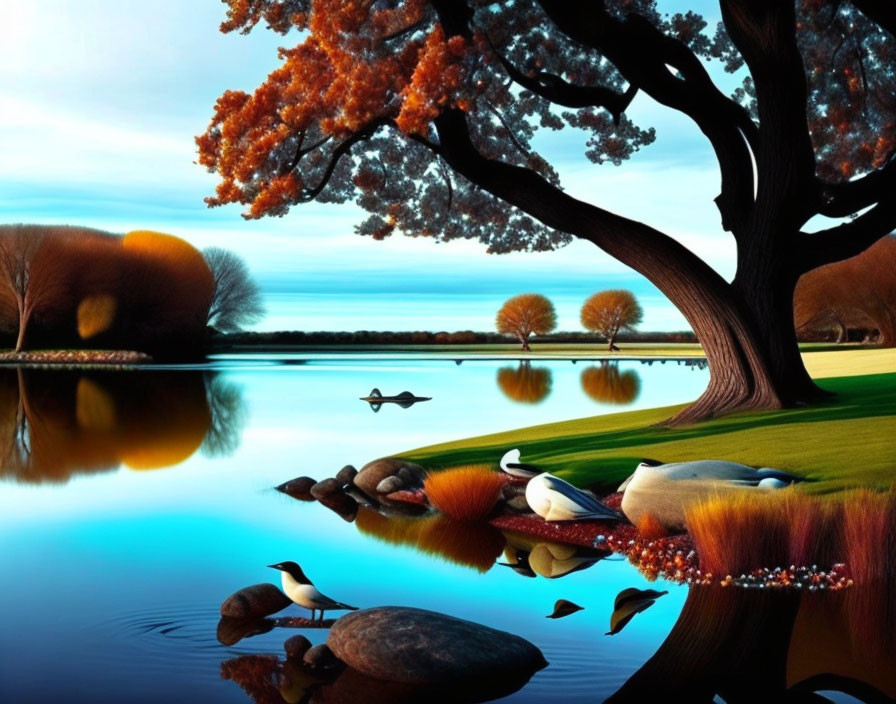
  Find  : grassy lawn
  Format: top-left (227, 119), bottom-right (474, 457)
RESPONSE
top-left (403, 350), bottom-right (896, 494)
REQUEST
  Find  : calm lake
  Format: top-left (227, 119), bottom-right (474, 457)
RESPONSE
top-left (0, 357), bottom-right (887, 703)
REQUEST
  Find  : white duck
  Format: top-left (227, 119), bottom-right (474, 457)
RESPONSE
top-left (525, 472), bottom-right (623, 522)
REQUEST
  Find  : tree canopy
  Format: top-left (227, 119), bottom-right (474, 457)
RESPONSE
top-left (199, 0), bottom-right (896, 423)
top-left (581, 289), bottom-right (644, 349)
top-left (495, 293), bottom-right (557, 350)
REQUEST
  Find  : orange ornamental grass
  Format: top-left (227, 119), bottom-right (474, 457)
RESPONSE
top-left (423, 465), bottom-right (506, 522)
top-left (686, 489), bottom-right (896, 580)
top-left (686, 491), bottom-right (837, 578)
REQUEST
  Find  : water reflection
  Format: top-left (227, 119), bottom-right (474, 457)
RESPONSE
top-left (496, 362), bottom-right (552, 404)
top-left (580, 363), bottom-right (641, 404)
top-left (355, 507), bottom-right (505, 572)
top-left (608, 579), bottom-right (896, 702)
top-left (0, 369), bottom-right (246, 482)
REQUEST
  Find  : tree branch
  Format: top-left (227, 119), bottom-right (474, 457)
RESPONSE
top-left (536, 0), bottom-right (757, 234)
top-left (816, 152), bottom-right (896, 217)
top-left (801, 199), bottom-right (896, 271)
top-left (720, 0), bottom-right (816, 227)
top-left (296, 120), bottom-right (388, 202)
top-left (488, 37), bottom-right (637, 122)
top-left (431, 109), bottom-right (734, 294)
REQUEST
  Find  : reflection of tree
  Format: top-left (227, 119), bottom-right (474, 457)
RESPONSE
top-left (608, 577), bottom-right (896, 702)
top-left (580, 363), bottom-right (640, 404)
top-left (201, 372), bottom-right (248, 457)
top-left (0, 370), bottom-right (246, 484)
top-left (496, 362), bottom-right (552, 404)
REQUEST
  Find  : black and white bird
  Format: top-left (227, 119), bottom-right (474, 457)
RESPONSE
top-left (499, 448), bottom-right (540, 478)
top-left (525, 472), bottom-right (623, 522)
top-left (268, 561), bottom-right (358, 622)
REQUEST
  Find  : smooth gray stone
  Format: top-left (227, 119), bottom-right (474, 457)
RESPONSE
top-left (327, 606), bottom-right (547, 685)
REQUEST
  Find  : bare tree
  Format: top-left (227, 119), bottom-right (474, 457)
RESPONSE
top-left (0, 226), bottom-right (68, 352)
top-left (203, 247), bottom-right (265, 333)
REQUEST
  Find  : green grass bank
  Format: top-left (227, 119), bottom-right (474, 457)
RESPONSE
top-left (403, 357), bottom-right (896, 495)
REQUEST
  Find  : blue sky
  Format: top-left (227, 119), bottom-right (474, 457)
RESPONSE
top-left (0, 1), bottom-right (739, 332)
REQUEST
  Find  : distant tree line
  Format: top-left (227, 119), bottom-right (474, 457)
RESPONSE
top-left (0, 225), bottom-right (263, 356)
top-left (213, 329), bottom-right (696, 348)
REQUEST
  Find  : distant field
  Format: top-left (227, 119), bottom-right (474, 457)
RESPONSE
top-left (403, 348), bottom-right (896, 494)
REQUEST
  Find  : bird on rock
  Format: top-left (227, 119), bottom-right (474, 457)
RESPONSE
top-left (268, 561), bottom-right (358, 622)
top-left (525, 472), bottom-right (623, 522)
top-left (499, 448), bottom-right (540, 478)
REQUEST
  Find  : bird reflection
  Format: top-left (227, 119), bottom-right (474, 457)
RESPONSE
top-left (500, 533), bottom-right (608, 579)
top-left (580, 363), bottom-right (640, 404)
top-left (496, 362), bottom-right (552, 404)
top-left (0, 368), bottom-right (246, 483)
top-left (606, 588), bottom-right (667, 635)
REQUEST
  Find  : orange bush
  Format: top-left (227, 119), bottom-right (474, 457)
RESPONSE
top-left (424, 465), bottom-right (506, 521)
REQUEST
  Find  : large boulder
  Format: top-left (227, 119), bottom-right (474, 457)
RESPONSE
top-left (353, 458), bottom-right (426, 500)
top-left (620, 459), bottom-right (801, 531)
top-left (327, 607), bottom-right (547, 685)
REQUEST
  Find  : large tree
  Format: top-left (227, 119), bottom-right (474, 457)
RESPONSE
top-left (198, 0), bottom-right (896, 424)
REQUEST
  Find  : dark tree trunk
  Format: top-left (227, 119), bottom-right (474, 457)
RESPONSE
top-left (518, 333), bottom-right (531, 351)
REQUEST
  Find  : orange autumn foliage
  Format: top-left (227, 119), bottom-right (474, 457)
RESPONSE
top-left (496, 362), bottom-right (552, 404)
top-left (0, 225), bottom-right (215, 354)
top-left (423, 465), bottom-right (506, 522)
top-left (580, 363), bottom-right (641, 404)
top-left (495, 294), bottom-right (557, 351)
top-left (795, 236), bottom-right (896, 345)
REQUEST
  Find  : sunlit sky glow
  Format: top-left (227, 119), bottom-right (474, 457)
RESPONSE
top-left (1, 0), bottom-right (743, 333)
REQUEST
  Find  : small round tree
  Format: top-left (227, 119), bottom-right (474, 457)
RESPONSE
top-left (496, 294), bottom-right (556, 351)
top-left (581, 290), bottom-right (643, 351)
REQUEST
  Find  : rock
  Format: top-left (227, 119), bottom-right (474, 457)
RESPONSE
top-left (311, 478), bottom-right (343, 500)
top-left (327, 607), bottom-right (547, 685)
top-left (276, 476), bottom-right (316, 501)
top-left (220, 583), bottom-right (293, 619)
top-left (501, 483), bottom-right (527, 500)
top-left (284, 634), bottom-right (312, 661)
top-left (353, 458), bottom-right (426, 500)
top-left (317, 491), bottom-right (359, 522)
top-left (504, 495), bottom-right (532, 514)
top-left (620, 459), bottom-right (803, 531)
top-left (303, 643), bottom-right (342, 670)
top-left (335, 465), bottom-right (358, 486)
top-left (216, 616), bottom-right (275, 646)
top-left (396, 466), bottom-right (424, 488)
top-left (376, 476), bottom-right (405, 494)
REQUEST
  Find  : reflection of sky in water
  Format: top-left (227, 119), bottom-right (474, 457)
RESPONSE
top-left (0, 359), bottom-right (707, 702)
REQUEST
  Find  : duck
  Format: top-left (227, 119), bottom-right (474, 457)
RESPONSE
top-left (268, 561), bottom-right (358, 622)
top-left (499, 448), bottom-right (540, 478)
top-left (525, 472), bottom-right (623, 522)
